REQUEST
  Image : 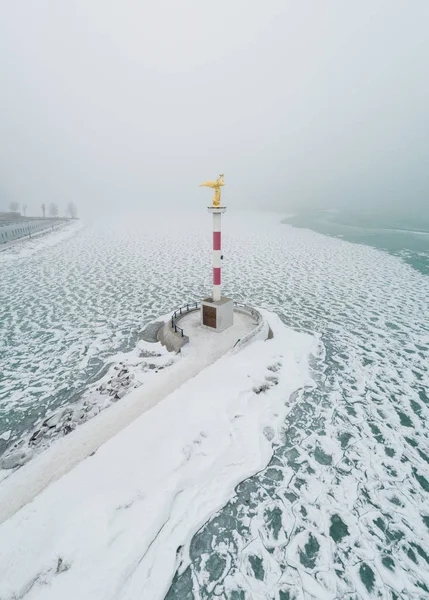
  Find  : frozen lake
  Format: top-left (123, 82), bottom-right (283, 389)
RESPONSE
top-left (1, 210), bottom-right (429, 598)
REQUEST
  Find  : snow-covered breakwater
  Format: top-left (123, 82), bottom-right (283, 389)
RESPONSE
top-left (0, 304), bottom-right (268, 520)
top-left (0, 343), bottom-right (175, 472)
top-left (0, 310), bottom-right (317, 600)
top-left (1, 210), bottom-right (429, 598)
top-left (0, 303), bottom-right (262, 477)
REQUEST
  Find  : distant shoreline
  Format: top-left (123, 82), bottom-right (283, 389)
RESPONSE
top-left (282, 209), bottom-right (429, 276)
top-left (0, 219), bottom-right (75, 253)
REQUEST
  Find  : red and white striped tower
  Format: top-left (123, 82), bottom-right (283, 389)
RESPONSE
top-left (211, 207), bottom-right (226, 302)
top-left (200, 174), bottom-right (233, 332)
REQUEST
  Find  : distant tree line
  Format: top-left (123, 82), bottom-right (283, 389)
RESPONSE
top-left (8, 201), bottom-right (78, 219)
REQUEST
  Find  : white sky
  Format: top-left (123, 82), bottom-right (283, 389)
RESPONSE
top-left (1, 0), bottom-right (428, 216)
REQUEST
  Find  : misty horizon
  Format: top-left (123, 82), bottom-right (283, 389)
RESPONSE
top-left (1, 1), bottom-right (428, 218)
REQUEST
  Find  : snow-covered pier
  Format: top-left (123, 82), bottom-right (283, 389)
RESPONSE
top-left (158, 302), bottom-right (267, 353)
top-left (0, 186), bottom-right (319, 599)
top-left (0, 309), bottom-right (316, 600)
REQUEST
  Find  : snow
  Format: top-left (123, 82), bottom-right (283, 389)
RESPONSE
top-left (179, 309), bottom-right (258, 360)
top-left (0, 219), bottom-right (84, 264)
top-left (1, 209), bottom-right (429, 598)
top-left (0, 308), bottom-right (263, 519)
top-left (0, 311), bottom-right (316, 600)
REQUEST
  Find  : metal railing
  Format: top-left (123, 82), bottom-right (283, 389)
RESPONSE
top-left (171, 302), bottom-right (200, 337)
top-left (232, 303), bottom-right (265, 350)
top-left (233, 301), bottom-right (261, 323)
top-left (170, 300), bottom-right (260, 340)
top-left (0, 218), bottom-right (66, 244)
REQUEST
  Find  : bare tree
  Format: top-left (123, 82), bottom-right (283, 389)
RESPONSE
top-left (66, 201), bottom-right (78, 219)
top-left (41, 203), bottom-right (46, 218)
top-left (22, 204), bottom-right (28, 217)
top-left (9, 201), bottom-right (19, 213)
top-left (48, 202), bottom-right (59, 217)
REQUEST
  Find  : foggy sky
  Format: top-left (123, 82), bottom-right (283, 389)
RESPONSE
top-left (1, 1), bottom-right (428, 217)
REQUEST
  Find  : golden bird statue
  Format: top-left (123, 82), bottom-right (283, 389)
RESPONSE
top-left (199, 174), bottom-right (225, 207)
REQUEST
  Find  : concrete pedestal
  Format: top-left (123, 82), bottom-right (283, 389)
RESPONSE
top-left (201, 297), bottom-right (234, 332)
